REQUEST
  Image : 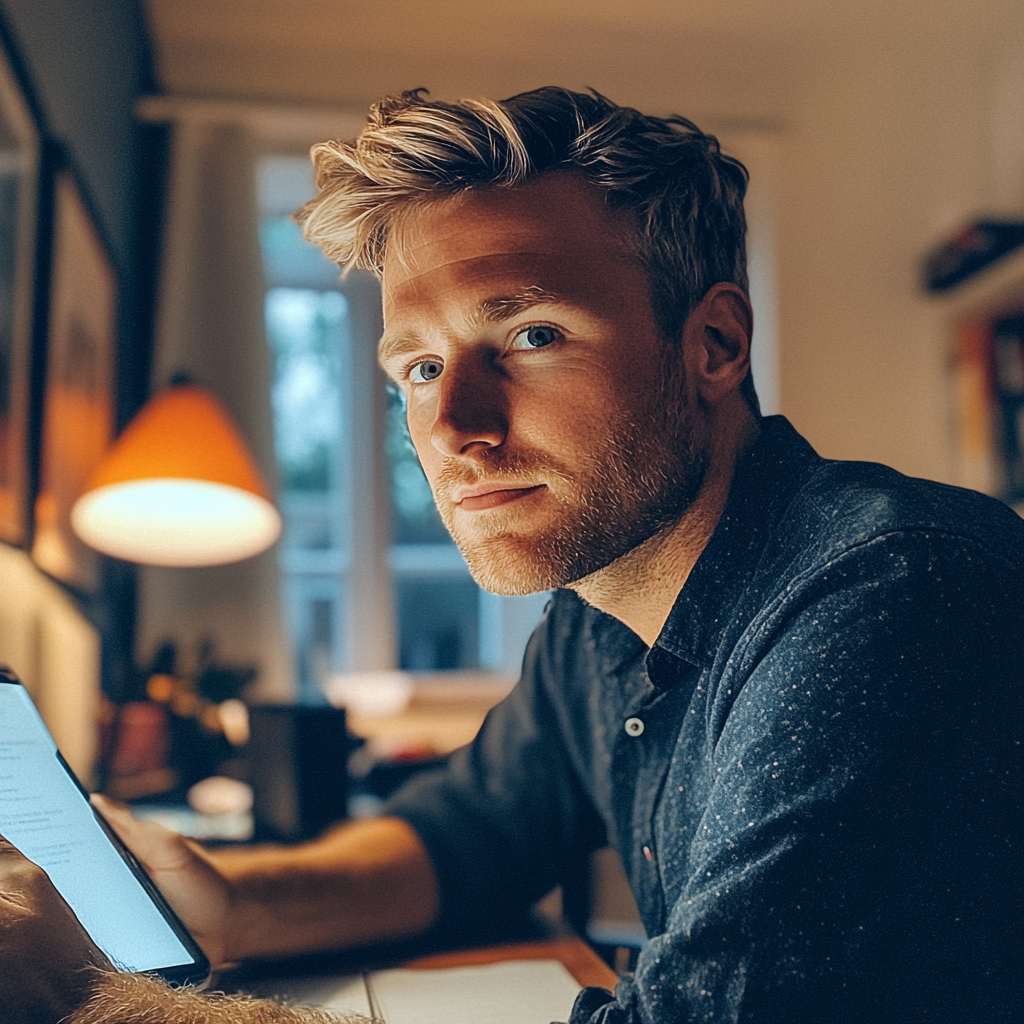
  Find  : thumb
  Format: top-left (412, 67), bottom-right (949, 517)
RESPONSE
top-left (0, 832), bottom-right (28, 860)
top-left (90, 794), bottom-right (195, 873)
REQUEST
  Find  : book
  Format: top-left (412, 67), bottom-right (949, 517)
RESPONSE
top-left (951, 314), bottom-right (1024, 513)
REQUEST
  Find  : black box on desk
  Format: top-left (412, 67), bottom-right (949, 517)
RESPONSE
top-left (248, 705), bottom-right (349, 842)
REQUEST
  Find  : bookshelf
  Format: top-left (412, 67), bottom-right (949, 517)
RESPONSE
top-left (930, 248), bottom-right (1024, 513)
top-left (933, 247), bottom-right (1024, 322)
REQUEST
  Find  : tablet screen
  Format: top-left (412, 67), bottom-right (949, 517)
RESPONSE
top-left (0, 679), bottom-right (204, 978)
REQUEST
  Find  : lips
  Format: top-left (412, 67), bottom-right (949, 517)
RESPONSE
top-left (452, 483), bottom-right (545, 511)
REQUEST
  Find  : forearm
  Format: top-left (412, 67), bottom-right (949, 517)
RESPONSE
top-left (69, 972), bottom-right (376, 1024)
top-left (210, 816), bottom-right (439, 962)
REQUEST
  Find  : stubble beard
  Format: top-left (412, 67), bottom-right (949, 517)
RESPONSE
top-left (433, 358), bottom-right (709, 596)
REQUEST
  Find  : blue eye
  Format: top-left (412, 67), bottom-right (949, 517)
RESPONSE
top-left (409, 359), bottom-right (443, 383)
top-left (512, 325), bottom-right (560, 349)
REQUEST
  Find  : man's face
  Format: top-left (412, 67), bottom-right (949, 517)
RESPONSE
top-left (380, 172), bottom-right (708, 595)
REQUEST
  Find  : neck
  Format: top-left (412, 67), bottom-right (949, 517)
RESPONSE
top-left (569, 413), bottom-right (759, 646)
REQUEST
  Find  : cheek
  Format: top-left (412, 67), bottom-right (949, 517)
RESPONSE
top-left (405, 401), bottom-right (439, 470)
top-left (509, 379), bottom-right (620, 455)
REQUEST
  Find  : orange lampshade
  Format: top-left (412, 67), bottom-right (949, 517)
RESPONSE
top-left (70, 384), bottom-right (282, 567)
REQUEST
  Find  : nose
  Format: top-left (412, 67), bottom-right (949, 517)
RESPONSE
top-left (428, 350), bottom-right (508, 458)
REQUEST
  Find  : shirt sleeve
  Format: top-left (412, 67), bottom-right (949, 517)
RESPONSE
top-left (567, 531), bottom-right (1023, 1023)
top-left (384, 599), bottom-right (608, 940)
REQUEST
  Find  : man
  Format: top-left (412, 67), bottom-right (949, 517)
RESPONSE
top-left (2, 87), bottom-right (1021, 1023)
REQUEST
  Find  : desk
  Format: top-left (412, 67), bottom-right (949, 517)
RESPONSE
top-left (401, 934), bottom-right (618, 990)
top-left (227, 931), bottom-right (618, 1021)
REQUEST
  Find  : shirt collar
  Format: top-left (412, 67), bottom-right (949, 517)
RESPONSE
top-left (650, 415), bottom-right (822, 676)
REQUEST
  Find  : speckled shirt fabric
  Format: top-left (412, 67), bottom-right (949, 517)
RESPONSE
top-left (386, 416), bottom-right (1023, 1023)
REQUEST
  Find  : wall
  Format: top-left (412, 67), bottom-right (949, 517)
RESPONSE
top-left (1, 0), bottom-right (165, 443)
top-left (1, 0), bottom-right (153, 268)
top-left (774, 3), bottom-right (1024, 481)
top-left (0, 2), bottom-right (160, 773)
top-left (0, 545), bottom-right (101, 782)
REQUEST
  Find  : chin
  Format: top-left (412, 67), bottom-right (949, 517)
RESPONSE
top-left (455, 533), bottom-right (566, 596)
top-left (461, 551), bottom-right (562, 597)
top-left (456, 527), bottom-right (622, 597)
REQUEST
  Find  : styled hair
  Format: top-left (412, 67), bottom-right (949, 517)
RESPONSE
top-left (297, 87), bottom-right (758, 411)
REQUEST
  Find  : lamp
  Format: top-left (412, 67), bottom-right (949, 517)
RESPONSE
top-left (71, 383), bottom-right (282, 567)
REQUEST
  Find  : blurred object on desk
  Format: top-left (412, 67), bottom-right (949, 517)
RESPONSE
top-left (324, 670), bottom-right (516, 758)
top-left (101, 639), bottom-right (256, 801)
top-left (100, 698), bottom-right (175, 801)
top-left (188, 773), bottom-right (253, 816)
top-left (122, 769), bottom-right (256, 845)
top-left (324, 670), bottom-right (517, 818)
top-left (248, 703), bottom-right (350, 842)
top-left (326, 671), bottom-right (414, 716)
top-left (132, 801), bottom-right (254, 843)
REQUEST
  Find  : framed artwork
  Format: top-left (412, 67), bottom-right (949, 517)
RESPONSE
top-left (32, 170), bottom-right (117, 591)
top-left (0, 38), bottom-right (39, 545)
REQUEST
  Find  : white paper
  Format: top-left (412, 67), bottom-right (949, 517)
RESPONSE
top-left (244, 973), bottom-right (372, 1018)
top-left (366, 959), bottom-right (582, 1024)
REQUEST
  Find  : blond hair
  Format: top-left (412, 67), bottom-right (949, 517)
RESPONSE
top-left (297, 87), bottom-right (757, 409)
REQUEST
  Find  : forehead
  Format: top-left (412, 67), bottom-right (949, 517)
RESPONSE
top-left (382, 173), bottom-right (641, 322)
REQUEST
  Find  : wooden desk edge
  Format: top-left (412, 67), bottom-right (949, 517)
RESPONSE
top-left (403, 934), bottom-right (619, 991)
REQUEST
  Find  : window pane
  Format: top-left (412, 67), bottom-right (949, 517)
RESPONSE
top-left (396, 576), bottom-right (480, 671)
top-left (386, 380), bottom-right (483, 670)
top-left (260, 214), bottom-right (341, 290)
top-left (265, 287), bottom-right (347, 496)
top-left (387, 384), bottom-right (450, 544)
top-left (264, 285), bottom-right (349, 695)
top-left (282, 574), bottom-right (348, 695)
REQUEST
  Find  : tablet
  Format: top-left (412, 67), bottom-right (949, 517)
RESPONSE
top-left (0, 667), bottom-right (210, 987)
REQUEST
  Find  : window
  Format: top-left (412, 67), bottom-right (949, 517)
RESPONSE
top-left (257, 156), bottom-right (547, 699)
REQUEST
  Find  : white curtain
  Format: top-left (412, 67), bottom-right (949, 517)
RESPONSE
top-left (136, 118), bottom-right (295, 700)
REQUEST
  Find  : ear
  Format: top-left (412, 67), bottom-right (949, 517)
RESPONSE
top-left (684, 283), bottom-right (753, 405)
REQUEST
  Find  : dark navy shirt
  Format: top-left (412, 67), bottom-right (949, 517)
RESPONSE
top-left (387, 417), bottom-right (1024, 1023)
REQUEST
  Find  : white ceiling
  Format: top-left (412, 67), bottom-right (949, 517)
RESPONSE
top-left (143, 0), bottom-right (1018, 125)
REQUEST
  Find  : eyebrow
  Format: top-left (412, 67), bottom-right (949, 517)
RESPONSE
top-left (378, 285), bottom-right (564, 368)
top-left (378, 333), bottom-right (422, 369)
top-left (477, 285), bottom-right (563, 324)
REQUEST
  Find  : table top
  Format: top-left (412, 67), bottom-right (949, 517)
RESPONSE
top-left (220, 923), bottom-right (619, 993)
top-left (402, 934), bottom-right (619, 991)
top-left (224, 931), bottom-right (619, 1022)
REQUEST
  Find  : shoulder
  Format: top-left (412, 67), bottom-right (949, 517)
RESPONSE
top-left (767, 455), bottom-right (1024, 582)
top-left (724, 452), bottom-right (1024, 680)
top-left (714, 463), bottom-right (1024, 742)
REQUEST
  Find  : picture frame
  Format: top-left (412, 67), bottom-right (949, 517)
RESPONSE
top-left (31, 169), bottom-right (117, 591)
top-left (0, 35), bottom-right (39, 546)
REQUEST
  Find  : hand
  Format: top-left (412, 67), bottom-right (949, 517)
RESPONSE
top-left (0, 833), bottom-right (110, 1024)
top-left (90, 794), bottom-right (234, 966)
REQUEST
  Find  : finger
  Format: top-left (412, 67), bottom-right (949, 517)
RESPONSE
top-left (0, 834), bottom-right (32, 866)
top-left (91, 794), bottom-right (201, 873)
top-left (0, 838), bottom-right (49, 907)
top-left (88, 793), bottom-right (132, 825)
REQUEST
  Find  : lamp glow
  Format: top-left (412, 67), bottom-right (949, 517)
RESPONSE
top-left (72, 479), bottom-right (281, 567)
top-left (71, 384), bottom-right (282, 567)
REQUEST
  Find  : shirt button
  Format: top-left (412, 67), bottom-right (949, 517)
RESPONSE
top-left (643, 845), bottom-right (655, 862)
top-left (624, 717), bottom-right (645, 737)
